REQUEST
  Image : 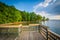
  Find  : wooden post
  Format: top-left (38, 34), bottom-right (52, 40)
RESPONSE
top-left (38, 25), bottom-right (40, 33)
top-left (46, 28), bottom-right (48, 40)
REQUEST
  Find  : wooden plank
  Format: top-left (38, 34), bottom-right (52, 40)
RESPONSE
top-left (17, 31), bottom-right (45, 40)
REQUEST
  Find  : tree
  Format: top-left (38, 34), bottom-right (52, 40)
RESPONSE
top-left (46, 18), bottom-right (49, 21)
top-left (42, 16), bottom-right (46, 21)
top-left (0, 2), bottom-right (48, 24)
top-left (0, 2), bottom-right (22, 24)
top-left (36, 15), bottom-right (42, 21)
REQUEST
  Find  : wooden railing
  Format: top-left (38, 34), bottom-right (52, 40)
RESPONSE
top-left (0, 23), bottom-right (60, 40)
top-left (38, 25), bottom-right (60, 40)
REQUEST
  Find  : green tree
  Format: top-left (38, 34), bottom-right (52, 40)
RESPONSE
top-left (36, 15), bottom-right (42, 21)
top-left (46, 18), bottom-right (49, 21)
top-left (0, 2), bottom-right (48, 24)
top-left (42, 16), bottom-right (46, 21)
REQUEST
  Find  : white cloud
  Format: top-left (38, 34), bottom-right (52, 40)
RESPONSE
top-left (53, 0), bottom-right (60, 7)
top-left (33, 0), bottom-right (60, 20)
top-left (50, 0), bottom-right (56, 4)
top-left (35, 11), bottom-right (60, 20)
top-left (33, 0), bottom-right (56, 12)
top-left (49, 15), bottom-right (60, 20)
top-left (36, 11), bottom-right (51, 18)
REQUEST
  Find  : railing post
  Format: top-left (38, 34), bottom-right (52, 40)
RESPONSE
top-left (38, 25), bottom-right (40, 33)
top-left (46, 28), bottom-right (48, 40)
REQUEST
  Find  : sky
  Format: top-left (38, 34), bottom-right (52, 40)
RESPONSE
top-left (0, 0), bottom-right (60, 20)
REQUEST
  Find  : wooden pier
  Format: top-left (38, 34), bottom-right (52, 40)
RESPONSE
top-left (16, 31), bottom-right (45, 40)
top-left (0, 23), bottom-right (60, 40)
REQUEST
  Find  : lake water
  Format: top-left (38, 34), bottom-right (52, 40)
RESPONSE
top-left (42, 20), bottom-right (60, 35)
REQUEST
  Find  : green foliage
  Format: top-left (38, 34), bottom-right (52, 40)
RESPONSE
top-left (36, 15), bottom-right (42, 21)
top-left (46, 18), bottom-right (49, 21)
top-left (42, 16), bottom-right (49, 21)
top-left (0, 2), bottom-right (49, 24)
top-left (0, 2), bottom-right (22, 24)
top-left (42, 16), bottom-right (46, 21)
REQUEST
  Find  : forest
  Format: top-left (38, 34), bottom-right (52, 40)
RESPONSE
top-left (0, 2), bottom-right (49, 24)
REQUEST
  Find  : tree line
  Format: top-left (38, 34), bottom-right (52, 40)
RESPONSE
top-left (0, 2), bottom-right (49, 24)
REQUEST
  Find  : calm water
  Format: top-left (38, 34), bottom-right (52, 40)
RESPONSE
top-left (42, 20), bottom-right (60, 35)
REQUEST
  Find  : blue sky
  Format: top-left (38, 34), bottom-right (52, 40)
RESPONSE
top-left (0, 0), bottom-right (44, 12)
top-left (0, 0), bottom-right (60, 20)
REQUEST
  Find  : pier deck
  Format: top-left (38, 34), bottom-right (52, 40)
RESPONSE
top-left (16, 31), bottom-right (45, 40)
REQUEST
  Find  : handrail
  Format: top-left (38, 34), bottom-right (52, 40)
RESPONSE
top-left (48, 30), bottom-right (60, 40)
top-left (39, 25), bottom-right (60, 40)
